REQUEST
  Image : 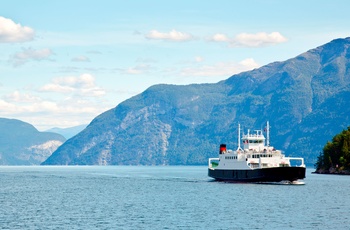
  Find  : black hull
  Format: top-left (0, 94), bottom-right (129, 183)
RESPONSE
top-left (208, 167), bottom-right (306, 182)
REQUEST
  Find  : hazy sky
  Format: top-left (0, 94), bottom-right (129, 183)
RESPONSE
top-left (1, 0), bottom-right (349, 130)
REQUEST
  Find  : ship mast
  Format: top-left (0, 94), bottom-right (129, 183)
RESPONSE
top-left (237, 123), bottom-right (243, 151)
top-left (266, 121), bottom-right (270, 147)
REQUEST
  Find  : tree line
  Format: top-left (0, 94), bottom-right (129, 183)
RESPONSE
top-left (315, 126), bottom-right (350, 173)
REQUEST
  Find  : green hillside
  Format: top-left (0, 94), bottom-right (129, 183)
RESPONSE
top-left (315, 127), bottom-right (350, 174)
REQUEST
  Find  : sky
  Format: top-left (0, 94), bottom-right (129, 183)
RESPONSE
top-left (1, 0), bottom-right (349, 130)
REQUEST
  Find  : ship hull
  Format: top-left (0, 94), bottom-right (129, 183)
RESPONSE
top-left (208, 167), bottom-right (306, 182)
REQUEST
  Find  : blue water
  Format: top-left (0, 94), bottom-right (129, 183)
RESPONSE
top-left (0, 166), bottom-right (349, 229)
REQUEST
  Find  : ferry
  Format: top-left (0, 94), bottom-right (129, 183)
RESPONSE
top-left (208, 122), bottom-right (306, 183)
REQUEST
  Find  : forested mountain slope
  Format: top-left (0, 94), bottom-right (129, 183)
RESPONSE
top-left (43, 37), bottom-right (350, 166)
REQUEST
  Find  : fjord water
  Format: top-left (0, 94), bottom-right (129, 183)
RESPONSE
top-left (1, 166), bottom-right (349, 229)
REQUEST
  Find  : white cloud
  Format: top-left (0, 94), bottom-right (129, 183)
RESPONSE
top-left (118, 64), bottom-right (151, 75)
top-left (71, 55), bottom-right (91, 62)
top-left (0, 97), bottom-right (109, 130)
top-left (3, 90), bottom-right (41, 103)
top-left (195, 56), bottom-right (204, 62)
top-left (234, 32), bottom-right (287, 47)
top-left (0, 85), bottom-right (110, 130)
top-left (11, 47), bottom-right (54, 66)
top-left (145, 29), bottom-right (194, 42)
top-left (210, 32), bottom-right (287, 47)
top-left (238, 58), bottom-right (260, 68)
top-left (40, 83), bottom-right (74, 93)
top-left (0, 16), bottom-right (34, 43)
top-left (0, 99), bottom-right (18, 112)
top-left (1, 91), bottom-right (55, 113)
top-left (180, 58), bottom-right (260, 77)
top-left (210, 33), bottom-right (230, 42)
top-left (23, 101), bottom-right (59, 113)
top-left (40, 73), bottom-right (106, 97)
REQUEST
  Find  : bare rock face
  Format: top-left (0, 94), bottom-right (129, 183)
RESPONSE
top-left (26, 140), bottom-right (64, 163)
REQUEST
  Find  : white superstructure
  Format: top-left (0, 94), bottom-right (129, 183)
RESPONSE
top-left (208, 122), bottom-right (305, 170)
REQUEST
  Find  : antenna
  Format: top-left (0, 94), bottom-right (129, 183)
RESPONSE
top-left (237, 123), bottom-right (243, 151)
top-left (266, 121), bottom-right (270, 147)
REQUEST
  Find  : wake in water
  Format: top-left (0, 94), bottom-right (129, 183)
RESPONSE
top-left (256, 180), bottom-right (305, 185)
top-left (212, 180), bottom-right (306, 185)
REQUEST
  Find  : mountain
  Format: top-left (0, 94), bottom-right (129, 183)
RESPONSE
top-left (43, 37), bottom-right (350, 166)
top-left (46, 124), bottom-right (87, 139)
top-left (0, 118), bottom-right (66, 165)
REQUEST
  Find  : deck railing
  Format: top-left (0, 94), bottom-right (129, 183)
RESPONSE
top-left (286, 157), bottom-right (305, 167)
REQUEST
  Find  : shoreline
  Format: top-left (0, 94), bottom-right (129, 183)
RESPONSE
top-left (312, 168), bottom-right (350, 175)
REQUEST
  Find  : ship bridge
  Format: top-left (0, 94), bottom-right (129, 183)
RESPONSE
top-left (242, 129), bottom-right (266, 151)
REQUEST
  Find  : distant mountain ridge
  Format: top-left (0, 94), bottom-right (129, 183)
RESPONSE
top-left (46, 124), bottom-right (87, 139)
top-left (0, 118), bottom-right (66, 165)
top-left (43, 37), bottom-right (350, 166)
